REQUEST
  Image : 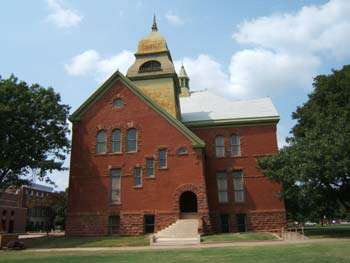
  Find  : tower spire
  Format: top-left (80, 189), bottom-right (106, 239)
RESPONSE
top-left (152, 14), bottom-right (158, 31)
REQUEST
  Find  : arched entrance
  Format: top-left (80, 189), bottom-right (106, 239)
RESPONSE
top-left (180, 191), bottom-right (198, 214)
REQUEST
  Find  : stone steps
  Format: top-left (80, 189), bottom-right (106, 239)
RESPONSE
top-left (151, 219), bottom-right (200, 246)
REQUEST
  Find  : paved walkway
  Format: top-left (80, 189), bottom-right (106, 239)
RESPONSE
top-left (22, 238), bottom-right (349, 253)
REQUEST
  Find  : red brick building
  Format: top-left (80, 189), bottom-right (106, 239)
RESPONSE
top-left (67, 19), bottom-right (285, 236)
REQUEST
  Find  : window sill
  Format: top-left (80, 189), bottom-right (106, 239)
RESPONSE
top-left (95, 153), bottom-right (108, 156)
top-left (126, 151), bottom-right (138, 154)
top-left (109, 152), bottom-right (123, 155)
top-left (109, 202), bottom-right (121, 206)
top-left (158, 167), bottom-right (168, 171)
top-left (145, 176), bottom-right (156, 180)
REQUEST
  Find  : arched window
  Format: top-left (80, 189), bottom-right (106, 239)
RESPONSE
top-left (112, 129), bottom-right (121, 153)
top-left (96, 130), bottom-right (107, 154)
top-left (139, 60), bottom-right (161, 73)
top-left (215, 135), bottom-right (225, 157)
top-left (127, 128), bottom-right (137, 152)
top-left (230, 134), bottom-right (241, 156)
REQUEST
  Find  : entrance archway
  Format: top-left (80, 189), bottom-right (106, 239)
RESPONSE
top-left (179, 191), bottom-right (198, 213)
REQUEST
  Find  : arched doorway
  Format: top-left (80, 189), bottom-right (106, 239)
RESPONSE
top-left (180, 191), bottom-right (198, 214)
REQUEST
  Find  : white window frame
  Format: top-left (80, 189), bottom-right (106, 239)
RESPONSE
top-left (230, 134), bottom-right (241, 156)
top-left (96, 130), bottom-right (107, 154)
top-left (146, 158), bottom-right (155, 177)
top-left (215, 136), bottom-right (225, 158)
top-left (233, 171), bottom-right (245, 203)
top-left (110, 169), bottom-right (122, 204)
top-left (112, 129), bottom-right (122, 153)
top-left (216, 172), bottom-right (228, 203)
top-left (158, 149), bottom-right (167, 169)
top-left (127, 128), bottom-right (138, 153)
top-left (133, 167), bottom-right (142, 187)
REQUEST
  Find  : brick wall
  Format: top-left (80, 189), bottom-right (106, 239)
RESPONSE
top-left (67, 79), bottom-right (210, 236)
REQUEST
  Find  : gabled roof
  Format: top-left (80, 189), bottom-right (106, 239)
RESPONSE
top-left (69, 71), bottom-right (205, 148)
top-left (180, 90), bottom-right (279, 127)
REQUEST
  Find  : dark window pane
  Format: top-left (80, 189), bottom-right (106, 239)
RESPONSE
top-left (113, 98), bottom-right (124, 108)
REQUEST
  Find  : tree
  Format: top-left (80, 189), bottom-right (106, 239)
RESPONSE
top-left (258, 65), bottom-right (350, 222)
top-left (0, 75), bottom-right (70, 189)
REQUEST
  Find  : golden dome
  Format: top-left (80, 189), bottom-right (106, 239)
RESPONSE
top-left (137, 16), bottom-right (169, 54)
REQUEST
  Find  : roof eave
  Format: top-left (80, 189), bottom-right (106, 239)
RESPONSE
top-left (182, 116), bottom-right (280, 128)
top-left (68, 71), bottom-right (205, 149)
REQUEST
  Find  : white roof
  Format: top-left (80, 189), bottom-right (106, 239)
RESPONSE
top-left (24, 183), bottom-right (54, 193)
top-left (180, 91), bottom-right (279, 123)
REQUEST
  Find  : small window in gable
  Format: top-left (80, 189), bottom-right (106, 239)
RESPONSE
top-left (176, 147), bottom-right (188, 155)
top-left (139, 60), bottom-right (161, 73)
top-left (113, 98), bottom-right (124, 108)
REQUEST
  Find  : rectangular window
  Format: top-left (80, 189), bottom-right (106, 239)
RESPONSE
top-left (230, 135), bottom-right (241, 156)
top-left (216, 172), bottom-right (228, 203)
top-left (236, 214), bottom-right (247, 232)
top-left (112, 129), bottom-right (121, 153)
top-left (110, 169), bottom-right (122, 203)
top-left (144, 214), bottom-right (155, 233)
top-left (233, 171), bottom-right (244, 202)
top-left (159, 149), bottom-right (167, 169)
top-left (220, 214), bottom-right (230, 233)
top-left (146, 158), bottom-right (155, 177)
top-left (108, 215), bottom-right (120, 235)
top-left (215, 136), bottom-right (225, 157)
top-left (134, 167), bottom-right (142, 187)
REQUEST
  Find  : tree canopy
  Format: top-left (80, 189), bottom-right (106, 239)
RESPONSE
top-left (258, 65), bottom-right (350, 222)
top-left (0, 75), bottom-right (70, 189)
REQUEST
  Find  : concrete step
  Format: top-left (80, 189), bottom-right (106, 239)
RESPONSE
top-left (152, 218), bottom-right (200, 245)
top-left (151, 237), bottom-right (200, 246)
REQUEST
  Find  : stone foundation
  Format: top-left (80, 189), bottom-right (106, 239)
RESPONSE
top-left (248, 210), bottom-right (286, 232)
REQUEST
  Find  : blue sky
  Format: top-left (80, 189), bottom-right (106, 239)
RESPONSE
top-left (1, 0), bottom-right (349, 190)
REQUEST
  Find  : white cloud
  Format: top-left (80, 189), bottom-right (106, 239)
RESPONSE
top-left (65, 49), bottom-right (134, 81)
top-left (175, 50), bottom-right (319, 99)
top-left (165, 12), bottom-right (184, 26)
top-left (46, 0), bottom-right (83, 28)
top-left (228, 49), bottom-right (320, 98)
top-left (65, 50), bottom-right (100, 76)
top-left (173, 0), bottom-right (349, 99)
top-left (175, 55), bottom-right (229, 94)
top-left (233, 0), bottom-right (350, 59)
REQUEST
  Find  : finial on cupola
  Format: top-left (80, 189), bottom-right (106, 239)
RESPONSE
top-left (152, 14), bottom-right (158, 31)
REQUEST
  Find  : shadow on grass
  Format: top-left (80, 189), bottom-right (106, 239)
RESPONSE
top-left (22, 235), bottom-right (149, 249)
top-left (304, 225), bottom-right (350, 239)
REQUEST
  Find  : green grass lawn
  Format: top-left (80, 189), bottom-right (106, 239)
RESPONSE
top-left (202, 232), bottom-right (277, 243)
top-left (22, 235), bottom-right (149, 249)
top-left (1, 240), bottom-right (350, 263)
top-left (304, 224), bottom-right (350, 239)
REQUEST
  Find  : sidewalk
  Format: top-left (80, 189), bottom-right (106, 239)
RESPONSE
top-left (22, 238), bottom-right (349, 253)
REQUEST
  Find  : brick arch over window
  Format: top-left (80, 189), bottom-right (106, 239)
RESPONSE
top-left (173, 184), bottom-right (209, 214)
